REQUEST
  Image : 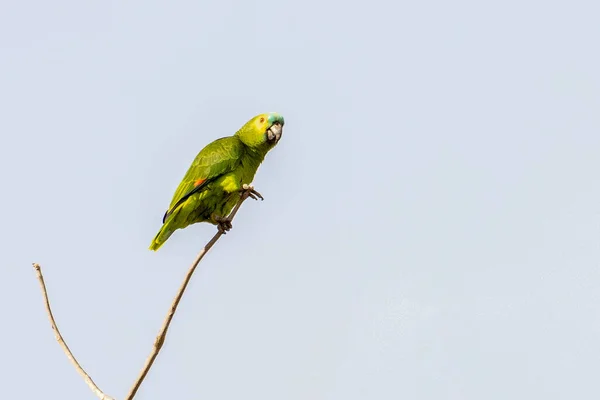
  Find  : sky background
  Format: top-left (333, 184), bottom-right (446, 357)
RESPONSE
top-left (2, 0), bottom-right (599, 399)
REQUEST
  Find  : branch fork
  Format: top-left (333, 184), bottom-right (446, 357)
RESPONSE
top-left (33, 185), bottom-right (263, 400)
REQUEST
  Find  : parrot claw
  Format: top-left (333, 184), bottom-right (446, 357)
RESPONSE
top-left (214, 216), bottom-right (233, 234)
top-left (241, 184), bottom-right (264, 201)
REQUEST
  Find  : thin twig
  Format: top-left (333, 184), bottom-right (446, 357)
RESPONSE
top-left (124, 187), bottom-right (261, 400)
top-left (32, 263), bottom-right (115, 400)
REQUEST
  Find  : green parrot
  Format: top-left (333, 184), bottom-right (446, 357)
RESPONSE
top-left (149, 112), bottom-right (284, 251)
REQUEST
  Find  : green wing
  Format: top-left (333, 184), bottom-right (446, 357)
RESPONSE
top-left (163, 136), bottom-right (244, 222)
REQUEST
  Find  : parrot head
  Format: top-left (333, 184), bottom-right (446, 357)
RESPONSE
top-left (236, 112), bottom-right (285, 149)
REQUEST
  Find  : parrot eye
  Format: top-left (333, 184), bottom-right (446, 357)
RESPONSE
top-left (259, 117), bottom-right (265, 123)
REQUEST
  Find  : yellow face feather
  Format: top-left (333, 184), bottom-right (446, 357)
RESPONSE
top-left (236, 112), bottom-right (284, 148)
top-left (251, 113), bottom-right (270, 132)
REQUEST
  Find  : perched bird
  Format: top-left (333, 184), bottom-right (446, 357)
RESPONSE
top-left (149, 112), bottom-right (284, 251)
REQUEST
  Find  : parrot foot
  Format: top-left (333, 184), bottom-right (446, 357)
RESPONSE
top-left (241, 184), bottom-right (264, 201)
top-left (214, 215), bottom-right (233, 234)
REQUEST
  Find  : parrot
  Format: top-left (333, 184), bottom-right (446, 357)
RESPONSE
top-left (149, 112), bottom-right (284, 251)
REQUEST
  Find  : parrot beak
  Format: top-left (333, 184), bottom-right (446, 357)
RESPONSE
top-left (267, 122), bottom-right (283, 144)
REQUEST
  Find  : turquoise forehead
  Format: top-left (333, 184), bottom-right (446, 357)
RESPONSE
top-left (267, 112), bottom-right (284, 125)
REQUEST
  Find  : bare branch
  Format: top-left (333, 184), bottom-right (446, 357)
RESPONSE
top-left (32, 263), bottom-right (115, 400)
top-left (33, 186), bottom-right (262, 399)
top-left (125, 186), bottom-right (261, 400)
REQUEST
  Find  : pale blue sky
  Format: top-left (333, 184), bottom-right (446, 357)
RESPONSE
top-left (2, 0), bottom-right (599, 399)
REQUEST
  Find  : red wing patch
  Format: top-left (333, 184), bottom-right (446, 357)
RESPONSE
top-left (194, 178), bottom-right (206, 187)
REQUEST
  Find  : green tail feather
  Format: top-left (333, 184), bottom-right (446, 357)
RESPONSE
top-left (149, 223), bottom-right (174, 251)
